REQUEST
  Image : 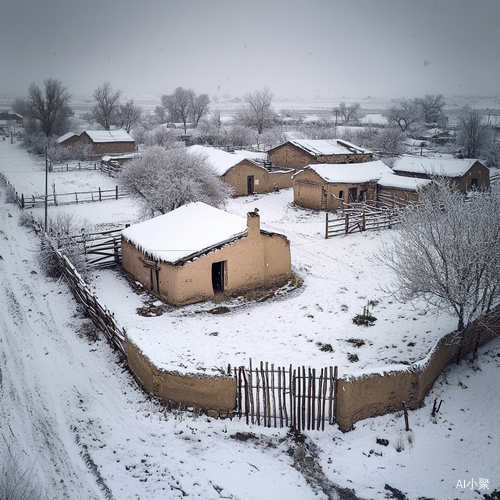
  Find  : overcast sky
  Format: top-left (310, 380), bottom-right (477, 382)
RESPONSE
top-left (1, 0), bottom-right (499, 101)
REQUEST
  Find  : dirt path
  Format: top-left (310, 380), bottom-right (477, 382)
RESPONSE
top-left (0, 189), bottom-right (107, 498)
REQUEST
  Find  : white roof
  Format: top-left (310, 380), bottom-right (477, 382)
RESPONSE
top-left (393, 155), bottom-right (482, 177)
top-left (121, 202), bottom-right (248, 263)
top-left (57, 132), bottom-right (77, 143)
top-left (83, 129), bottom-right (134, 143)
top-left (378, 173), bottom-right (431, 191)
top-left (188, 145), bottom-right (264, 175)
top-left (283, 139), bottom-right (372, 156)
top-left (301, 160), bottom-right (392, 183)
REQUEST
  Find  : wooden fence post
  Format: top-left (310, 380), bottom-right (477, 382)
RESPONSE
top-left (325, 212), bottom-right (329, 239)
top-left (345, 214), bottom-right (349, 235)
top-left (115, 186), bottom-right (118, 200)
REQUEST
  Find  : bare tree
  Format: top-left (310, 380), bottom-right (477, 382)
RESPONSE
top-left (119, 145), bottom-right (233, 218)
top-left (415, 94), bottom-right (446, 125)
top-left (142, 125), bottom-right (179, 148)
top-left (27, 78), bottom-right (72, 136)
top-left (383, 98), bottom-right (420, 132)
top-left (379, 181), bottom-right (500, 362)
top-left (92, 82), bottom-right (122, 130)
top-left (372, 127), bottom-right (406, 155)
top-left (116, 99), bottom-right (142, 133)
top-left (190, 93), bottom-right (211, 128)
top-left (161, 87), bottom-right (195, 134)
top-left (456, 107), bottom-right (490, 158)
top-left (80, 111), bottom-right (95, 127)
top-left (336, 101), bottom-right (361, 125)
top-left (12, 97), bottom-right (30, 117)
top-left (235, 86), bottom-right (277, 134)
top-left (154, 105), bottom-right (168, 124)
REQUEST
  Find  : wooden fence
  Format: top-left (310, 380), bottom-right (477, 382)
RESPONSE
top-left (234, 360), bottom-right (338, 430)
top-left (325, 204), bottom-right (402, 238)
top-left (33, 224), bottom-right (127, 355)
top-left (17, 186), bottom-right (128, 209)
top-left (63, 227), bottom-right (126, 269)
top-left (49, 161), bottom-right (99, 172)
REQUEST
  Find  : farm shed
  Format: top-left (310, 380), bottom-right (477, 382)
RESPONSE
top-left (121, 202), bottom-right (292, 306)
top-left (293, 160), bottom-right (393, 211)
top-left (377, 173), bottom-right (431, 206)
top-left (0, 111), bottom-right (23, 123)
top-left (57, 132), bottom-right (80, 147)
top-left (189, 145), bottom-right (293, 195)
top-left (79, 129), bottom-right (136, 156)
top-left (392, 155), bottom-right (489, 193)
top-left (268, 139), bottom-right (373, 170)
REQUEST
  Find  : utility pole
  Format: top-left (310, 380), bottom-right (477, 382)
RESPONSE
top-left (45, 146), bottom-right (48, 232)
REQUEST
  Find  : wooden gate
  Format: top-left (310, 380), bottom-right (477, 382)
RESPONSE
top-left (234, 360), bottom-right (338, 431)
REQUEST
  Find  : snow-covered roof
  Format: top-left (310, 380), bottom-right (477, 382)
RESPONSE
top-left (279, 139), bottom-right (372, 156)
top-left (299, 160), bottom-right (392, 183)
top-left (57, 132), bottom-right (77, 143)
top-left (101, 153), bottom-right (139, 162)
top-left (377, 173), bottom-right (431, 191)
top-left (121, 202), bottom-right (249, 263)
top-left (393, 155), bottom-right (483, 177)
top-left (188, 146), bottom-right (265, 175)
top-left (83, 129), bottom-right (134, 143)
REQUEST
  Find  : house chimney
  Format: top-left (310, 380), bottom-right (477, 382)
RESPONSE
top-left (247, 209), bottom-right (260, 238)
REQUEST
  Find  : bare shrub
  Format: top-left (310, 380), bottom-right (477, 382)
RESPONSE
top-left (0, 443), bottom-right (44, 500)
top-left (0, 173), bottom-right (17, 204)
top-left (36, 213), bottom-right (89, 278)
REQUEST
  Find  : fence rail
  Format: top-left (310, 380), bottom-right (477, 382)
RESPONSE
top-left (49, 161), bottom-right (99, 172)
top-left (326, 204), bottom-right (402, 238)
top-left (235, 360), bottom-right (337, 430)
top-left (33, 223), bottom-right (127, 355)
top-left (16, 186), bottom-right (128, 209)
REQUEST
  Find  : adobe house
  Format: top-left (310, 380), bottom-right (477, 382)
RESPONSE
top-left (268, 139), bottom-right (373, 170)
top-left (377, 173), bottom-right (431, 206)
top-left (121, 202), bottom-right (292, 306)
top-left (79, 129), bottom-right (136, 156)
top-left (392, 155), bottom-right (490, 193)
top-left (293, 160), bottom-right (393, 211)
top-left (189, 145), bottom-right (294, 195)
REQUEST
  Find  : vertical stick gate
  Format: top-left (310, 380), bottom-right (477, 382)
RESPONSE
top-left (235, 360), bottom-right (337, 431)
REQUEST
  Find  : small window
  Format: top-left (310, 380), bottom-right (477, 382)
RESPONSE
top-left (338, 190), bottom-right (344, 199)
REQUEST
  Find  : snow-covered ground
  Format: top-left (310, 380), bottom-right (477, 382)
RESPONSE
top-left (0, 139), bottom-right (499, 499)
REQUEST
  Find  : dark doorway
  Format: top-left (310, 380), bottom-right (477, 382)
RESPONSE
top-left (212, 261), bottom-right (225, 293)
top-left (348, 187), bottom-right (358, 203)
top-left (247, 176), bottom-right (254, 195)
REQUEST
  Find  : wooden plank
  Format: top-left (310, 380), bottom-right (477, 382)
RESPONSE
top-left (271, 363), bottom-right (276, 428)
top-left (311, 368), bottom-right (316, 430)
top-left (301, 366), bottom-right (306, 431)
top-left (322, 367), bottom-right (327, 431)
top-left (249, 359), bottom-right (255, 425)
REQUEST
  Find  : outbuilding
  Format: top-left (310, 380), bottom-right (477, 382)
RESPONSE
top-left (377, 173), bottom-right (431, 206)
top-left (293, 160), bottom-right (393, 211)
top-left (392, 156), bottom-right (489, 192)
top-left (268, 139), bottom-right (373, 170)
top-left (79, 129), bottom-right (136, 156)
top-left (121, 202), bottom-right (292, 306)
top-left (189, 145), bottom-right (294, 195)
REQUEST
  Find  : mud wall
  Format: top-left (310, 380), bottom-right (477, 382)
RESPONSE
top-left (335, 310), bottom-right (499, 432)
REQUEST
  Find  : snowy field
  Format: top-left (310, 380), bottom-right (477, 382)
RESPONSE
top-left (0, 138), bottom-right (499, 499)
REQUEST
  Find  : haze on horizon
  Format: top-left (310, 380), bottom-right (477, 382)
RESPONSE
top-left (1, 0), bottom-right (499, 102)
